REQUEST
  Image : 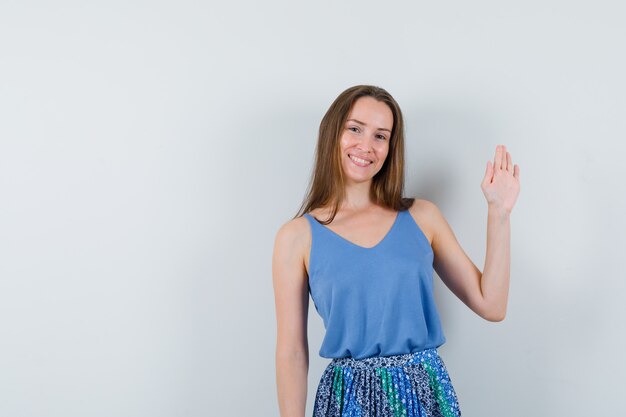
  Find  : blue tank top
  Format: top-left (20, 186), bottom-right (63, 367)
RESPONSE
top-left (303, 209), bottom-right (446, 359)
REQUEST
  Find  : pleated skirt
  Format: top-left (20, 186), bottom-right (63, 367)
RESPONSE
top-left (312, 348), bottom-right (461, 417)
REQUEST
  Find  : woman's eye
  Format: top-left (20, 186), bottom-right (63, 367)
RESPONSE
top-left (348, 126), bottom-right (359, 132)
top-left (376, 135), bottom-right (386, 140)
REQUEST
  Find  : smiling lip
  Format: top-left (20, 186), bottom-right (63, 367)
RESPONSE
top-left (348, 154), bottom-right (373, 167)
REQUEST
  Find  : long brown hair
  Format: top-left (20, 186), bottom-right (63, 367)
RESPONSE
top-left (294, 85), bottom-right (414, 224)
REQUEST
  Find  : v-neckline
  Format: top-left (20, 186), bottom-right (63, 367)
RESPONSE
top-left (307, 210), bottom-right (402, 250)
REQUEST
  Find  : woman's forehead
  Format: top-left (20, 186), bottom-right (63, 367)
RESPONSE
top-left (348, 97), bottom-right (393, 130)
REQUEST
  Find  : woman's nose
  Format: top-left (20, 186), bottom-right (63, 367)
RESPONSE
top-left (355, 136), bottom-right (375, 150)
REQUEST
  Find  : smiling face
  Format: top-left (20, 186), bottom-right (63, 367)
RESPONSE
top-left (339, 96), bottom-right (394, 185)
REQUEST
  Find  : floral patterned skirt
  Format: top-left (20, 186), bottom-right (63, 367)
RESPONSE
top-left (312, 348), bottom-right (461, 417)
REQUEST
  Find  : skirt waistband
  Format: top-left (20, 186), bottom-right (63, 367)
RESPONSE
top-left (329, 347), bottom-right (440, 370)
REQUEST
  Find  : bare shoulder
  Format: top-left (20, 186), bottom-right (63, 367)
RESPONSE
top-left (272, 214), bottom-right (311, 277)
top-left (406, 198), bottom-right (443, 245)
top-left (274, 214), bottom-right (309, 241)
top-left (272, 215), bottom-right (311, 356)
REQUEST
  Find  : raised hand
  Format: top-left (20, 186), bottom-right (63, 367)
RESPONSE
top-left (480, 145), bottom-right (520, 213)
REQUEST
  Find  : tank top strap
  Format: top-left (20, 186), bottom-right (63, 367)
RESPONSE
top-left (302, 212), bottom-right (336, 236)
top-left (302, 212), bottom-right (330, 245)
top-left (302, 212), bottom-right (321, 235)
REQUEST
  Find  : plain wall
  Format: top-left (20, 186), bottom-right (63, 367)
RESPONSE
top-left (1, 1), bottom-right (624, 416)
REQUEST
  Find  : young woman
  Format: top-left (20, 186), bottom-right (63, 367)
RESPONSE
top-left (273, 85), bottom-right (520, 417)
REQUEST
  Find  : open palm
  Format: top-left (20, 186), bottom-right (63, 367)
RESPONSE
top-left (481, 145), bottom-right (520, 213)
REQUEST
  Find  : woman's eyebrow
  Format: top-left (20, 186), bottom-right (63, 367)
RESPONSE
top-left (347, 118), bottom-right (391, 133)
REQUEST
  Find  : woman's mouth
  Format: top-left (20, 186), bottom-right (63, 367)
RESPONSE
top-left (349, 154), bottom-right (373, 167)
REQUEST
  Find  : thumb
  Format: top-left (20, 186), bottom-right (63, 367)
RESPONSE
top-left (482, 160), bottom-right (493, 188)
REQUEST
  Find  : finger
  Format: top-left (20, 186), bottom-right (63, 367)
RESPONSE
top-left (481, 161), bottom-right (488, 186)
top-left (506, 151), bottom-right (512, 173)
top-left (494, 145), bottom-right (503, 170)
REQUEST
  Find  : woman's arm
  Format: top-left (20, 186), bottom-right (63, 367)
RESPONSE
top-left (428, 145), bottom-right (520, 322)
top-left (272, 218), bottom-right (310, 417)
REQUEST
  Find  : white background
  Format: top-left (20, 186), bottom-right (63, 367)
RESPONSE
top-left (1, 1), bottom-right (624, 416)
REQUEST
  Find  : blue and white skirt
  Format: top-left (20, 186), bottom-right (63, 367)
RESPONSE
top-left (312, 347), bottom-right (461, 417)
